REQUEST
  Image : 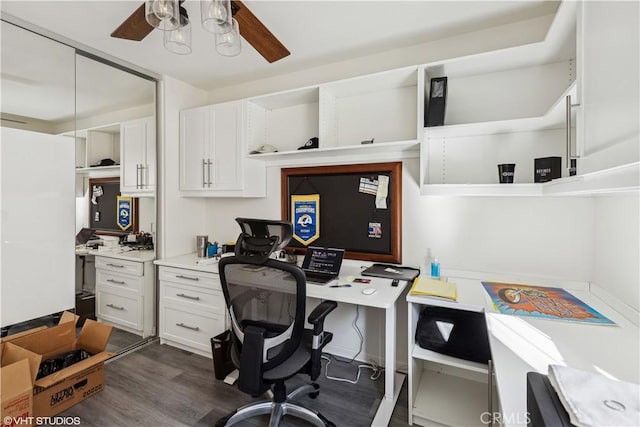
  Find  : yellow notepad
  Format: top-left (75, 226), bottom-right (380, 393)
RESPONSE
top-left (410, 277), bottom-right (458, 300)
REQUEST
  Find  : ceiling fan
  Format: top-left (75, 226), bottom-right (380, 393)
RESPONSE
top-left (110, 0), bottom-right (290, 63)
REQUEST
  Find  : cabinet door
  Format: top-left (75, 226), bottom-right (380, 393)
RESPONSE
top-left (180, 106), bottom-right (210, 191)
top-left (579, 1), bottom-right (639, 174)
top-left (210, 101), bottom-right (243, 190)
top-left (121, 117), bottom-right (155, 194)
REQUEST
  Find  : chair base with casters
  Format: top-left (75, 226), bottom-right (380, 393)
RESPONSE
top-left (216, 382), bottom-right (335, 427)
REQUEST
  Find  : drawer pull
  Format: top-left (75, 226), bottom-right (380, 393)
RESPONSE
top-left (107, 263), bottom-right (125, 268)
top-left (106, 303), bottom-right (125, 311)
top-left (107, 279), bottom-right (126, 285)
top-left (177, 293), bottom-right (200, 301)
top-left (176, 322), bottom-right (200, 331)
top-left (176, 274), bottom-right (199, 281)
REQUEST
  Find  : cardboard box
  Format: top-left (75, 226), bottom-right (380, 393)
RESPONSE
top-left (534, 156), bottom-right (562, 182)
top-left (5, 314), bottom-right (113, 417)
top-left (1, 343), bottom-right (42, 426)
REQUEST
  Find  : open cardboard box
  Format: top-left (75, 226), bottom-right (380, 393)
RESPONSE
top-left (1, 342), bottom-right (42, 426)
top-left (2, 312), bottom-right (114, 417)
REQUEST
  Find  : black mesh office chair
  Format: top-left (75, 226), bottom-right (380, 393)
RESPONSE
top-left (216, 218), bottom-right (337, 427)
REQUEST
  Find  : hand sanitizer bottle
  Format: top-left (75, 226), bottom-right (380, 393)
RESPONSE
top-left (431, 256), bottom-right (441, 279)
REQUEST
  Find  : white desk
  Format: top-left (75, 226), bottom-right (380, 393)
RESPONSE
top-left (155, 254), bottom-right (407, 427)
top-left (310, 263), bottom-right (407, 427)
top-left (407, 272), bottom-right (639, 426)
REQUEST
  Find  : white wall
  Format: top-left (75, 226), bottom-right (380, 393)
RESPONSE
top-left (158, 76), bottom-right (209, 258)
top-left (593, 193), bottom-right (640, 312)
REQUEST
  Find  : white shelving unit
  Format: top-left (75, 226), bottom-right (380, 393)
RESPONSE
top-left (247, 86), bottom-right (320, 154)
top-left (68, 123), bottom-right (121, 175)
top-left (407, 294), bottom-right (496, 426)
top-left (246, 66), bottom-right (420, 160)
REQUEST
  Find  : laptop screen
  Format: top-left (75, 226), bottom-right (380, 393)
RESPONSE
top-left (75, 228), bottom-right (96, 245)
top-left (301, 247), bottom-right (345, 275)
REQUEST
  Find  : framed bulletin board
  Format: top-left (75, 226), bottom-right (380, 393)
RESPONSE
top-left (88, 177), bottom-right (138, 236)
top-left (281, 162), bottom-right (402, 263)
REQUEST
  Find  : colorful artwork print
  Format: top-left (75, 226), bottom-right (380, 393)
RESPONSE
top-left (481, 282), bottom-right (615, 325)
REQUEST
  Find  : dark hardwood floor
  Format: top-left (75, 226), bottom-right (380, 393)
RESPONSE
top-left (60, 342), bottom-right (410, 426)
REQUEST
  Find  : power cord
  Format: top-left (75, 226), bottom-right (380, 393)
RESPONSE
top-left (320, 306), bottom-right (384, 384)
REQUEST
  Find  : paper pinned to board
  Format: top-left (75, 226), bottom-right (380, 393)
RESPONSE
top-left (376, 175), bottom-right (389, 209)
top-left (359, 177), bottom-right (378, 195)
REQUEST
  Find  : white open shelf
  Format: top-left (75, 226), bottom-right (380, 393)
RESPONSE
top-left (412, 344), bottom-right (488, 374)
top-left (247, 139), bottom-right (419, 160)
top-left (412, 367), bottom-right (490, 427)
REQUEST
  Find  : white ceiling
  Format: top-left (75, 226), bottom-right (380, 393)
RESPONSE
top-left (1, 1), bottom-right (560, 91)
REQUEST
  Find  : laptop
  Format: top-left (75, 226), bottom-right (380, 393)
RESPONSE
top-left (75, 228), bottom-right (96, 245)
top-left (301, 247), bottom-right (345, 285)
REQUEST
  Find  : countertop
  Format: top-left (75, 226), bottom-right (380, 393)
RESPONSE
top-left (85, 248), bottom-right (156, 262)
top-left (154, 252), bottom-right (223, 273)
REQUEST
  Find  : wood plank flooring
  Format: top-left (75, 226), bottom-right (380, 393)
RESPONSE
top-left (60, 341), bottom-right (410, 426)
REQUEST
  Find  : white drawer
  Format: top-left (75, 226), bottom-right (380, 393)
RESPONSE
top-left (96, 269), bottom-right (142, 293)
top-left (161, 282), bottom-right (226, 315)
top-left (160, 304), bottom-right (226, 352)
top-left (96, 289), bottom-right (142, 330)
top-left (159, 266), bottom-right (221, 290)
top-left (96, 256), bottom-right (143, 276)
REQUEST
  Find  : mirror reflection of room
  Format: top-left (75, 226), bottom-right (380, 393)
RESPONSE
top-left (73, 54), bottom-right (157, 354)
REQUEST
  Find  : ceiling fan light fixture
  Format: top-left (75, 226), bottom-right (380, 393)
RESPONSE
top-left (201, 0), bottom-right (233, 34)
top-left (164, 7), bottom-right (191, 55)
top-left (215, 18), bottom-right (241, 57)
top-left (145, 0), bottom-right (180, 31)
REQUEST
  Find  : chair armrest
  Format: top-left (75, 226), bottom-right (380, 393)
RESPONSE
top-left (308, 300), bottom-right (337, 335)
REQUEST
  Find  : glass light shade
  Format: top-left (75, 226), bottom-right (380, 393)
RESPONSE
top-left (145, 0), bottom-right (180, 31)
top-left (164, 14), bottom-right (191, 55)
top-left (201, 0), bottom-right (232, 34)
top-left (215, 18), bottom-right (241, 57)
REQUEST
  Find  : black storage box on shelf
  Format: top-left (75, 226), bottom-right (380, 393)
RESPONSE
top-left (534, 157), bottom-right (562, 183)
top-left (415, 305), bottom-right (490, 364)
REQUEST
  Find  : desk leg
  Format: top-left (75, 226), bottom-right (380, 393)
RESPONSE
top-left (371, 303), bottom-right (406, 427)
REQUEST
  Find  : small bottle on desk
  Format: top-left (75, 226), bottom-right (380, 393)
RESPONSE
top-left (431, 257), bottom-right (440, 279)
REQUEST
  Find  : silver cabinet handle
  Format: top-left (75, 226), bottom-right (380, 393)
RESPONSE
top-left (136, 164), bottom-right (141, 189)
top-left (107, 279), bottom-right (126, 285)
top-left (107, 263), bottom-right (125, 268)
top-left (176, 322), bottom-right (200, 331)
top-left (142, 164), bottom-right (148, 188)
top-left (202, 158), bottom-right (207, 188)
top-left (566, 94), bottom-right (581, 169)
top-left (207, 158), bottom-right (213, 187)
top-left (176, 274), bottom-right (199, 281)
top-left (107, 303), bottom-right (125, 311)
top-left (177, 293), bottom-right (200, 301)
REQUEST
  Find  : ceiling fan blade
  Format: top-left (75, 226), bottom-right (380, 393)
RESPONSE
top-left (111, 3), bottom-right (154, 41)
top-left (232, 0), bottom-right (290, 63)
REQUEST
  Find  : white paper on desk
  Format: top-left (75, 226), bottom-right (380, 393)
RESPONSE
top-left (548, 364), bottom-right (640, 427)
top-left (376, 175), bottom-right (389, 209)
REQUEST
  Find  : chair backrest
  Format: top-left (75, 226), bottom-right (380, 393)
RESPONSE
top-left (218, 218), bottom-right (306, 394)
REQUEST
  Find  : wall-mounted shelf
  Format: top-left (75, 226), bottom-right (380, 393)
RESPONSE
top-left (75, 165), bottom-right (120, 175)
top-left (245, 66), bottom-right (419, 161)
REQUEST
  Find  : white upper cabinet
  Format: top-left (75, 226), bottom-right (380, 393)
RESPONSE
top-left (180, 100), bottom-right (265, 197)
top-left (120, 117), bottom-right (156, 196)
top-left (577, 0), bottom-right (639, 175)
